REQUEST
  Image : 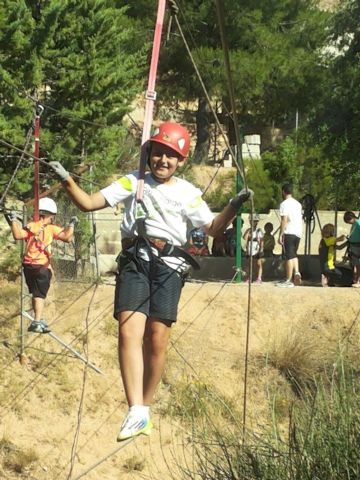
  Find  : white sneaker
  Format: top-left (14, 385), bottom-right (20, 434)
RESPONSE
top-left (276, 280), bottom-right (294, 288)
top-left (294, 272), bottom-right (302, 286)
top-left (117, 411), bottom-right (153, 442)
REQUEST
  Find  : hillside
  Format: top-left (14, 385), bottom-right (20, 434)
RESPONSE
top-left (1, 277), bottom-right (359, 479)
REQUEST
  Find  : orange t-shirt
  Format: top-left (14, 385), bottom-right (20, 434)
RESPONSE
top-left (23, 221), bottom-right (64, 267)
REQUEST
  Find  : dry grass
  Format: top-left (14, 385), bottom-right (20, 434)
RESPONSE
top-left (265, 320), bottom-right (336, 394)
top-left (0, 436), bottom-right (38, 475)
top-left (122, 455), bottom-right (146, 472)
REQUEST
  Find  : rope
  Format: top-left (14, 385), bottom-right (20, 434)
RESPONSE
top-left (0, 128), bottom-right (33, 207)
top-left (1, 299), bottom-right (113, 414)
top-left (71, 439), bottom-right (135, 480)
top-left (214, 0), bottom-right (247, 190)
top-left (172, 15), bottom-right (243, 177)
top-left (0, 138), bottom-right (103, 188)
top-left (67, 285), bottom-right (97, 480)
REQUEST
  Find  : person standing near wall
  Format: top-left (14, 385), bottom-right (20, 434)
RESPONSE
top-left (344, 211), bottom-right (360, 287)
top-left (277, 183), bottom-right (303, 288)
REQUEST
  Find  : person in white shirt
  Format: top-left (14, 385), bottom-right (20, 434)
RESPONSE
top-left (277, 183), bottom-right (303, 288)
top-left (49, 122), bottom-right (252, 441)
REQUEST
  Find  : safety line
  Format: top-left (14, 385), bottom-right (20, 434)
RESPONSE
top-left (71, 438), bottom-right (135, 480)
top-left (66, 283), bottom-right (233, 480)
top-left (215, 0), bottom-right (247, 190)
top-left (1, 298), bottom-right (113, 415)
top-left (67, 285), bottom-right (97, 480)
top-left (1, 75), bottom-right (108, 130)
top-left (0, 138), bottom-right (103, 188)
top-left (0, 128), bottom-right (33, 207)
top-left (172, 15), bottom-right (241, 176)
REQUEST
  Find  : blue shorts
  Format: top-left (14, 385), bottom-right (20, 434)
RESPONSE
top-left (114, 253), bottom-right (184, 323)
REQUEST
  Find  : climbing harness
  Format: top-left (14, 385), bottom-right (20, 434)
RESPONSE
top-left (121, 236), bottom-right (200, 270)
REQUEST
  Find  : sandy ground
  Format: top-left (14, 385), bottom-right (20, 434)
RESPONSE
top-left (0, 277), bottom-right (360, 479)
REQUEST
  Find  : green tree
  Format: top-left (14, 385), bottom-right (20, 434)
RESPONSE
top-left (262, 136), bottom-right (302, 198)
top-left (305, 0), bottom-right (360, 210)
top-left (0, 1), bottom-right (147, 201)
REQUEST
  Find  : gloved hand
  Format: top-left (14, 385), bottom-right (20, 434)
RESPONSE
top-left (68, 216), bottom-right (79, 228)
top-left (230, 188), bottom-right (253, 210)
top-left (168, 0), bottom-right (179, 15)
top-left (4, 210), bottom-right (17, 226)
top-left (9, 210), bottom-right (18, 222)
top-left (48, 161), bottom-right (70, 182)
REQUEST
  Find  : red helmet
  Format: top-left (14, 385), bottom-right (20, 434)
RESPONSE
top-left (150, 122), bottom-right (191, 158)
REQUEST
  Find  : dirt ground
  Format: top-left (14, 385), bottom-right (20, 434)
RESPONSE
top-left (0, 277), bottom-right (360, 480)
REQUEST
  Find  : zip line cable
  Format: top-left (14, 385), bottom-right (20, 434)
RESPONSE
top-left (67, 285), bottom-right (97, 480)
top-left (172, 14), bottom-right (244, 178)
top-left (1, 76), bottom-right (108, 129)
top-left (214, 0), bottom-right (247, 190)
top-left (0, 128), bottom-right (33, 208)
top-left (214, 0), bottom-right (255, 442)
top-left (1, 299), bottom-right (113, 414)
top-left (0, 138), bottom-right (104, 188)
top-left (70, 280), bottom-right (239, 480)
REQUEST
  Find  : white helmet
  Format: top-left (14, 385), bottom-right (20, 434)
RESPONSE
top-left (39, 198), bottom-right (57, 214)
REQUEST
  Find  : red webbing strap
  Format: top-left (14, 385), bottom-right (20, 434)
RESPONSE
top-left (33, 113), bottom-right (40, 221)
top-left (33, 104), bottom-right (44, 222)
top-left (136, 0), bottom-right (166, 203)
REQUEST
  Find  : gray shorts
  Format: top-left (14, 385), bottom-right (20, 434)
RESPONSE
top-left (114, 253), bottom-right (184, 323)
top-left (349, 244), bottom-right (360, 266)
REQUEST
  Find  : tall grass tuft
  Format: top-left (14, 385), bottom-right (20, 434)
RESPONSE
top-left (174, 360), bottom-right (360, 479)
top-left (265, 322), bottom-right (335, 395)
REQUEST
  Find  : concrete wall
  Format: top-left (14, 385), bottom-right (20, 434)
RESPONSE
top-left (93, 207), bottom-right (353, 277)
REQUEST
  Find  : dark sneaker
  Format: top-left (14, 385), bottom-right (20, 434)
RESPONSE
top-left (39, 320), bottom-right (51, 333)
top-left (28, 320), bottom-right (51, 334)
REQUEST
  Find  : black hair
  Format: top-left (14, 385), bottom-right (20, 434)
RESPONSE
top-left (264, 222), bottom-right (273, 232)
top-left (344, 211), bottom-right (356, 223)
top-left (282, 183), bottom-right (293, 195)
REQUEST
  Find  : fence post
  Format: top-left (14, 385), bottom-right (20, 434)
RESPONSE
top-left (20, 205), bottom-right (27, 356)
top-left (89, 166), bottom-right (100, 278)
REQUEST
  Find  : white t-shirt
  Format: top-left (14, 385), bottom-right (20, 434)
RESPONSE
top-left (279, 197), bottom-right (302, 238)
top-left (100, 171), bottom-right (214, 269)
top-left (245, 228), bottom-right (264, 256)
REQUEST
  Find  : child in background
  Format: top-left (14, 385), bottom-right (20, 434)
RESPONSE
top-left (263, 222), bottom-right (275, 258)
top-left (187, 227), bottom-right (210, 256)
top-left (243, 213), bottom-right (264, 284)
top-left (9, 198), bottom-right (76, 332)
top-left (318, 223), bottom-right (347, 287)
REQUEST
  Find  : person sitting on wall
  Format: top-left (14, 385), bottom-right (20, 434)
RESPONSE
top-left (212, 228), bottom-right (227, 257)
top-left (243, 213), bottom-right (264, 284)
top-left (319, 223), bottom-right (350, 287)
top-left (187, 227), bottom-right (210, 256)
top-left (263, 222), bottom-right (275, 258)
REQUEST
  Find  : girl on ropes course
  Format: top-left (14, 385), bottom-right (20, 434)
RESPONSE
top-left (48, 122), bottom-right (252, 441)
top-left (7, 198), bottom-right (78, 333)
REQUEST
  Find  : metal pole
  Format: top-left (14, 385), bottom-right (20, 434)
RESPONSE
top-left (20, 205), bottom-right (28, 356)
top-left (21, 310), bottom-right (103, 375)
top-left (334, 180), bottom-right (339, 261)
top-left (235, 146), bottom-right (244, 283)
top-left (90, 166), bottom-right (100, 278)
